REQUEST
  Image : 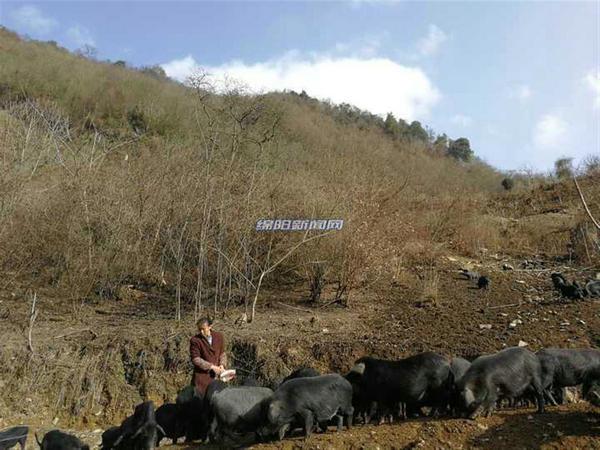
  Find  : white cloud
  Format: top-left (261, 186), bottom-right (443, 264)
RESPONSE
top-left (451, 114), bottom-right (473, 127)
top-left (67, 25), bottom-right (95, 47)
top-left (333, 33), bottom-right (387, 58)
top-left (584, 70), bottom-right (600, 109)
top-left (10, 5), bottom-right (58, 35)
top-left (533, 114), bottom-right (568, 149)
top-left (417, 24), bottom-right (448, 57)
top-left (162, 53), bottom-right (441, 121)
top-left (162, 55), bottom-right (198, 83)
top-left (509, 84), bottom-right (532, 102)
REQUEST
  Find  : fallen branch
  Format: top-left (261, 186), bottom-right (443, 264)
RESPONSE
top-left (95, 308), bottom-right (138, 317)
top-left (573, 176), bottom-right (600, 230)
top-left (276, 302), bottom-right (314, 314)
top-left (319, 299), bottom-right (344, 309)
top-left (487, 301), bottom-right (521, 310)
top-left (54, 328), bottom-right (98, 340)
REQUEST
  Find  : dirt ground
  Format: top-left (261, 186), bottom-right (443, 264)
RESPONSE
top-left (252, 404), bottom-right (600, 450)
top-left (7, 404), bottom-right (600, 450)
top-left (1, 254), bottom-right (599, 449)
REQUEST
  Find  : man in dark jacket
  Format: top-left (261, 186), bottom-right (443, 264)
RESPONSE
top-left (190, 317), bottom-right (228, 395)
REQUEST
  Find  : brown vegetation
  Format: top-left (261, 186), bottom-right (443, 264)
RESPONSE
top-left (0, 27), bottom-right (514, 317)
top-left (0, 27), bottom-right (599, 446)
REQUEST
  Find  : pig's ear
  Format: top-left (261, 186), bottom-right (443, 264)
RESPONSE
top-left (267, 400), bottom-right (279, 418)
top-left (349, 362), bottom-right (365, 375)
top-left (464, 387), bottom-right (475, 406)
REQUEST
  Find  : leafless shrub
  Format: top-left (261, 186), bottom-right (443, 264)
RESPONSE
top-left (306, 261), bottom-right (326, 303)
top-left (582, 155), bottom-right (600, 176)
top-left (418, 266), bottom-right (440, 307)
top-left (0, 30), bottom-right (547, 322)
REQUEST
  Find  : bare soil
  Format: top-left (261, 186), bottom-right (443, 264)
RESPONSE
top-left (1, 254), bottom-right (599, 449)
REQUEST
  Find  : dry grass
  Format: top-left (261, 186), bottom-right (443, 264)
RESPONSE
top-left (418, 266), bottom-right (440, 307)
top-left (1, 27), bottom-right (598, 321)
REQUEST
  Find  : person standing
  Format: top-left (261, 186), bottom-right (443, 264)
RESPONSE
top-left (189, 317), bottom-right (228, 395)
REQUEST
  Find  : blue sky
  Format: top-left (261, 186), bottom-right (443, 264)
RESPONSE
top-left (1, 1), bottom-right (599, 172)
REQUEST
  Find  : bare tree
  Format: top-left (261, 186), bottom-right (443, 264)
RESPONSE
top-left (249, 230), bottom-right (333, 322)
top-left (76, 44), bottom-right (98, 60)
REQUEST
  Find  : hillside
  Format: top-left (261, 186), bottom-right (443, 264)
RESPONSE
top-left (0, 27), bottom-right (599, 449)
top-left (0, 26), bottom-right (510, 306)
